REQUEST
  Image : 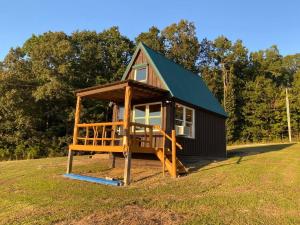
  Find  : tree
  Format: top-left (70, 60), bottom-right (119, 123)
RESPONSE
top-left (161, 20), bottom-right (200, 72)
top-left (242, 76), bottom-right (280, 142)
top-left (0, 28), bottom-right (135, 160)
top-left (290, 70), bottom-right (300, 139)
top-left (199, 36), bottom-right (249, 142)
top-left (135, 26), bottom-right (164, 53)
top-left (0, 48), bottom-right (40, 159)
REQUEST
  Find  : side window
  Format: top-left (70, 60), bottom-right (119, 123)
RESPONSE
top-left (175, 104), bottom-right (184, 126)
top-left (175, 103), bottom-right (195, 138)
top-left (185, 108), bottom-right (194, 137)
top-left (134, 67), bottom-right (147, 82)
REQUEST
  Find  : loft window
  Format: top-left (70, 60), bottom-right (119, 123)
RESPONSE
top-left (134, 65), bottom-right (147, 82)
top-left (175, 103), bottom-right (195, 138)
top-left (133, 103), bottom-right (162, 130)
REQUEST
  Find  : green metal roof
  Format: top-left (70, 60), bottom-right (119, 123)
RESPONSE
top-left (122, 43), bottom-right (227, 118)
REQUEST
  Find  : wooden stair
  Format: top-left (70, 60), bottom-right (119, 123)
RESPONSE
top-left (155, 148), bottom-right (188, 177)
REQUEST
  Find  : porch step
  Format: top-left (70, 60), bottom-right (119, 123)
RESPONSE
top-left (155, 148), bottom-right (188, 177)
top-left (164, 148), bottom-right (188, 174)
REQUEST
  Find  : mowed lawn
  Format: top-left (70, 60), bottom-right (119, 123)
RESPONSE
top-left (1, 143), bottom-right (300, 225)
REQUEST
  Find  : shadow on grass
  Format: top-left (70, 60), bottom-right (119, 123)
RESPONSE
top-left (134, 171), bottom-right (162, 183)
top-left (75, 143), bottom-right (295, 182)
top-left (227, 143), bottom-right (295, 157)
top-left (185, 143), bottom-right (295, 173)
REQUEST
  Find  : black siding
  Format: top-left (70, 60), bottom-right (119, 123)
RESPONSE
top-left (166, 100), bottom-right (226, 158)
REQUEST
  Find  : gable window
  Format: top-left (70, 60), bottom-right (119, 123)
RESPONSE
top-left (133, 103), bottom-right (162, 130)
top-left (175, 103), bottom-right (195, 138)
top-left (134, 64), bottom-right (147, 82)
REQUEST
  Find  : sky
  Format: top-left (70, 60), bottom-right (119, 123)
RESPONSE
top-left (0, 0), bottom-right (299, 60)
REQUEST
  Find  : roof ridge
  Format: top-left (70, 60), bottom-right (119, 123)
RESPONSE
top-left (140, 42), bottom-right (200, 77)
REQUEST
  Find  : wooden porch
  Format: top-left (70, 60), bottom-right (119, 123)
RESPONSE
top-left (67, 80), bottom-right (187, 185)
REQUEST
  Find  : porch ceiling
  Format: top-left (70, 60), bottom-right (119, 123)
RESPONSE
top-left (75, 80), bottom-right (170, 103)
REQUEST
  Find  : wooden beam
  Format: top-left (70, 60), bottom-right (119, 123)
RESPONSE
top-left (171, 130), bottom-right (177, 178)
top-left (69, 144), bottom-right (124, 152)
top-left (73, 96), bottom-right (81, 145)
top-left (77, 83), bottom-right (127, 97)
top-left (67, 150), bottom-right (74, 174)
top-left (124, 152), bottom-right (132, 186)
top-left (162, 135), bottom-right (166, 177)
top-left (77, 121), bottom-right (124, 127)
top-left (69, 144), bottom-right (156, 154)
top-left (123, 86), bottom-right (132, 146)
top-left (67, 96), bottom-right (81, 174)
top-left (110, 153), bottom-right (116, 168)
top-left (123, 86), bottom-right (132, 186)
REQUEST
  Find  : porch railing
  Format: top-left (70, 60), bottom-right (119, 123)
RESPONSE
top-left (72, 121), bottom-right (184, 178)
top-left (76, 122), bottom-right (124, 146)
top-left (74, 121), bottom-right (156, 148)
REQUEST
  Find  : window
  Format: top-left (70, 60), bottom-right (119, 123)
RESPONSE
top-left (134, 67), bottom-right (147, 82)
top-left (133, 105), bottom-right (146, 128)
top-left (175, 103), bottom-right (195, 138)
top-left (133, 103), bottom-right (162, 129)
top-left (118, 106), bottom-right (124, 121)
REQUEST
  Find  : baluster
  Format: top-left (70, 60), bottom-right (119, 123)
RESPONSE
top-left (144, 126), bottom-right (147, 147)
top-left (85, 126), bottom-right (89, 145)
top-left (111, 125), bottom-right (116, 146)
top-left (102, 125), bottom-right (106, 146)
top-left (93, 126), bottom-right (98, 146)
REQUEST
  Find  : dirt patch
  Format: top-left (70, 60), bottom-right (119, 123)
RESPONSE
top-left (68, 205), bottom-right (185, 225)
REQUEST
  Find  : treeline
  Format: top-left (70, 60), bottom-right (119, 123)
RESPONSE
top-left (0, 20), bottom-right (299, 160)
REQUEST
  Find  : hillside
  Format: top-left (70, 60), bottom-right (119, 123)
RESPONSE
top-left (1, 143), bottom-right (300, 224)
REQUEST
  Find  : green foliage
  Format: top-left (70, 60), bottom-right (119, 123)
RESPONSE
top-left (162, 20), bottom-right (200, 72)
top-left (0, 27), bottom-right (134, 160)
top-left (135, 26), bottom-right (165, 53)
top-left (0, 20), bottom-right (300, 159)
top-left (136, 20), bottom-right (200, 72)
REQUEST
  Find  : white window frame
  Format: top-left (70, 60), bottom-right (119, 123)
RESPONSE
top-left (134, 66), bottom-right (148, 83)
top-left (132, 102), bottom-right (162, 131)
top-left (175, 103), bottom-right (195, 138)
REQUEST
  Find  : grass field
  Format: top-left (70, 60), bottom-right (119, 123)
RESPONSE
top-left (1, 143), bottom-right (300, 225)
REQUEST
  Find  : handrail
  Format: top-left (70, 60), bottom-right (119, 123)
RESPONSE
top-left (129, 122), bottom-right (153, 129)
top-left (77, 121), bottom-right (124, 127)
top-left (130, 122), bottom-right (153, 147)
top-left (153, 125), bottom-right (183, 150)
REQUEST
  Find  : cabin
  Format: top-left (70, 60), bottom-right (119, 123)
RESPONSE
top-left (66, 43), bottom-right (227, 185)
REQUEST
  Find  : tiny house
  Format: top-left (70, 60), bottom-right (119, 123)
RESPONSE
top-left (67, 43), bottom-right (227, 185)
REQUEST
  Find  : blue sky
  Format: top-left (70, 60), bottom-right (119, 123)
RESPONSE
top-left (0, 0), bottom-right (299, 60)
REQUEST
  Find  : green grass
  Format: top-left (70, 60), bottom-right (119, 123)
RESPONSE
top-left (1, 143), bottom-right (300, 224)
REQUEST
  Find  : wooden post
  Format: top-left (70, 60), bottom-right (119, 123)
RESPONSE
top-left (286, 88), bottom-right (292, 142)
top-left (162, 135), bottom-right (166, 177)
top-left (171, 129), bottom-right (177, 178)
top-left (123, 86), bottom-right (132, 185)
top-left (67, 96), bottom-right (81, 174)
top-left (149, 126), bottom-right (153, 148)
top-left (124, 151), bottom-right (132, 185)
top-left (110, 153), bottom-right (116, 168)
